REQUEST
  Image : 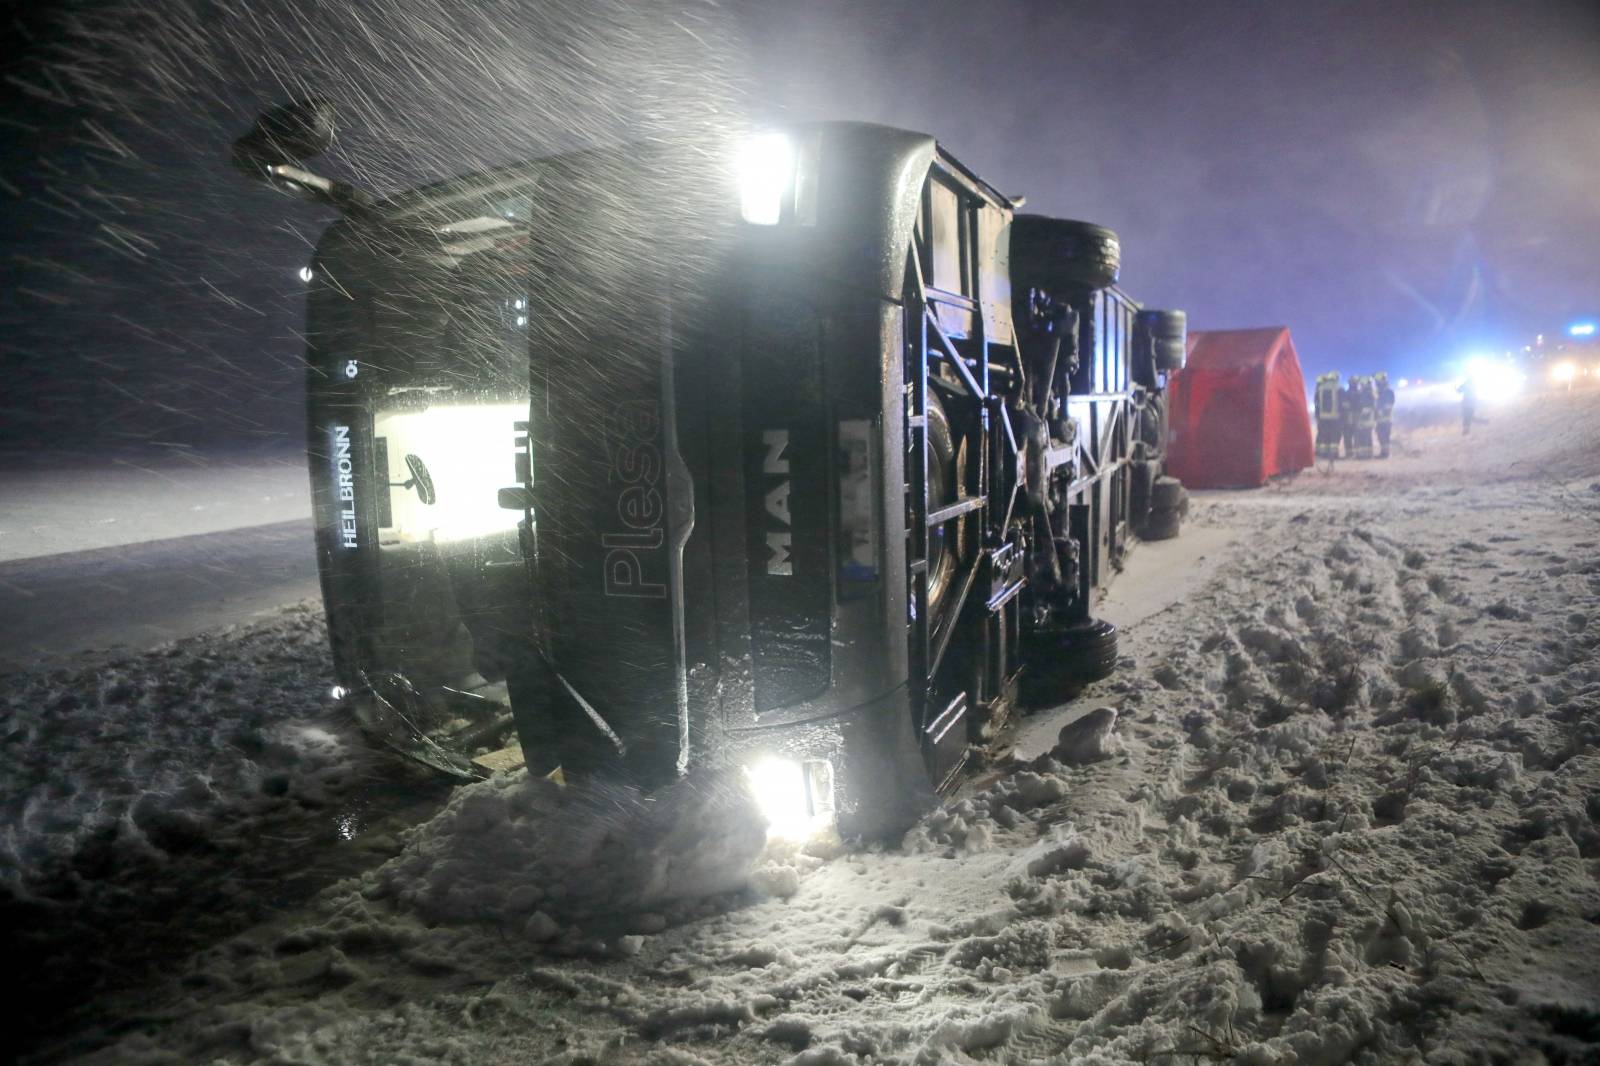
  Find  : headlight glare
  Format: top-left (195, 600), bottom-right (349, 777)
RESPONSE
top-left (736, 132), bottom-right (796, 226)
top-left (744, 756), bottom-right (834, 840)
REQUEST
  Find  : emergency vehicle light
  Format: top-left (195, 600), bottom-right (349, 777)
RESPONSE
top-left (1463, 358), bottom-right (1524, 404)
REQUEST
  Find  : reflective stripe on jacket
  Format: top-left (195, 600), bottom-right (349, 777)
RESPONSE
top-left (1316, 379), bottom-right (1341, 421)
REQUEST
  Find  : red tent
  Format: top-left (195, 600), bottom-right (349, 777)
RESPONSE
top-left (1165, 326), bottom-right (1314, 488)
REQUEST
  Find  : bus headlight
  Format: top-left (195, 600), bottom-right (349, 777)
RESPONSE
top-left (735, 132), bottom-right (796, 226)
top-left (744, 756), bottom-right (835, 839)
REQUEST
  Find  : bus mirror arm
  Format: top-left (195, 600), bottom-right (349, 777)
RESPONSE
top-left (258, 163), bottom-right (376, 214)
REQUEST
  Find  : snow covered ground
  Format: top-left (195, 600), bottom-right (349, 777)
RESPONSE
top-left (7, 389), bottom-right (1600, 1065)
top-left (0, 452), bottom-right (309, 564)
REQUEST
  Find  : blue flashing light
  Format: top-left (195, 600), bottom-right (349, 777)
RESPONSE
top-left (1570, 322), bottom-right (1596, 337)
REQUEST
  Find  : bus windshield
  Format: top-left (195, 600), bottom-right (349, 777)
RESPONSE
top-left (316, 197), bottom-right (538, 770)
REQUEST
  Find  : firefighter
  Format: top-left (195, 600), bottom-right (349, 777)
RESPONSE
top-left (1314, 371), bottom-right (1343, 460)
top-left (1352, 375), bottom-right (1376, 459)
top-left (1374, 371), bottom-right (1395, 458)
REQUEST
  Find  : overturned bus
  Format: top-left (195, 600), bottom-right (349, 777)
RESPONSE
top-left (234, 103), bottom-right (1188, 837)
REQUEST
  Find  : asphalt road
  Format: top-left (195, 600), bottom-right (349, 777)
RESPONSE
top-left (0, 519), bottom-right (321, 671)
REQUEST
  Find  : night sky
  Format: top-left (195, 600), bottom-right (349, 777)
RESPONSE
top-left (3, 0), bottom-right (1597, 456)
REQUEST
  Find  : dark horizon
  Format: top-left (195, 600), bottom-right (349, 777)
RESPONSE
top-left (3, 0), bottom-right (1597, 454)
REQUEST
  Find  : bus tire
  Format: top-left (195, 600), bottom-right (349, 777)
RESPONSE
top-left (1138, 392), bottom-right (1166, 454)
top-left (1143, 507), bottom-right (1182, 541)
top-left (1150, 475), bottom-right (1185, 512)
top-left (1139, 309), bottom-right (1187, 373)
top-left (1021, 619), bottom-right (1120, 707)
top-left (1010, 216), bottom-right (1121, 293)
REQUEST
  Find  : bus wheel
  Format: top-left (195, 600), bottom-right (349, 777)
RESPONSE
top-left (1009, 217), bottom-right (1121, 293)
top-left (1150, 475), bottom-right (1185, 511)
top-left (1020, 619), bottom-right (1120, 707)
top-left (1143, 507), bottom-right (1182, 541)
